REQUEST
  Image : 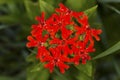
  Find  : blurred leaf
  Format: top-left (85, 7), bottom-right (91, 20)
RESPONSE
top-left (93, 41), bottom-right (120, 60)
top-left (0, 14), bottom-right (31, 26)
top-left (44, 0), bottom-right (63, 7)
top-left (65, 0), bottom-right (96, 11)
top-left (75, 61), bottom-right (93, 80)
top-left (27, 49), bottom-right (50, 80)
top-left (0, 0), bottom-right (23, 4)
top-left (26, 53), bottom-right (36, 62)
top-left (113, 60), bottom-right (120, 77)
top-left (0, 25), bottom-right (9, 30)
top-left (27, 63), bottom-right (50, 80)
top-left (0, 76), bottom-right (18, 80)
top-left (76, 61), bottom-right (93, 77)
top-left (53, 69), bottom-right (68, 80)
top-left (98, 0), bottom-right (120, 3)
top-left (7, 3), bottom-right (20, 15)
top-left (0, 76), bottom-right (12, 80)
top-left (0, 15), bottom-right (18, 24)
top-left (38, 0), bottom-right (54, 18)
top-left (106, 4), bottom-right (120, 14)
top-left (30, 63), bottom-right (44, 72)
top-left (26, 50), bottom-right (50, 80)
top-left (24, 0), bottom-right (40, 20)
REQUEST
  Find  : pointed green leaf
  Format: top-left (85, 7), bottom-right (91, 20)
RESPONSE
top-left (75, 61), bottom-right (93, 80)
top-left (93, 41), bottom-right (120, 60)
top-left (38, 0), bottom-right (54, 18)
top-left (84, 5), bottom-right (101, 28)
top-left (76, 61), bottom-right (93, 77)
top-left (84, 5), bottom-right (98, 18)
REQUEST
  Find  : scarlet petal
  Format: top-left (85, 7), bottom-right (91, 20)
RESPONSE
top-left (26, 43), bottom-right (32, 48)
top-left (71, 55), bottom-right (81, 65)
top-left (37, 46), bottom-right (50, 62)
top-left (57, 61), bottom-right (69, 73)
top-left (50, 38), bottom-right (61, 44)
top-left (44, 62), bottom-right (54, 73)
top-left (26, 36), bottom-right (38, 48)
top-left (92, 29), bottom-right (102, 41)
top-left (35, 12), bottom-right (45, 22)
top-left (61, 27), bottom-right (72, 40)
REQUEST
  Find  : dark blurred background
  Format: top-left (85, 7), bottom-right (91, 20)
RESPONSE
top-left (0, 0), bottom-right (120, 80)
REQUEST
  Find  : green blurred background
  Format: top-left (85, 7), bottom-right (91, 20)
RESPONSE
top-left (0, 0), bottom-right (120, 80)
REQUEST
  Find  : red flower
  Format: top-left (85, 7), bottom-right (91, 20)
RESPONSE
top-left (26, 3), bottom-right (102, 73)
top-left (71, 41), bottom-right (95, 65)
top-left (43, 47), bottom-right (70, 73)
top-left (26, 34), bottom-right (48, 48)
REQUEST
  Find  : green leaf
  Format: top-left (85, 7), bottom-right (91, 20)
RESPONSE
top-left (75, 61), bottom-right (93, 80)
top-left (76, 61), bottom-right (93, 77)
top-left (27, 63), bottom-right (50, 80)
top-left (0, 76), bottom-right (15, 80)
top-left (27, 49), bottom-right (50, 80)
top-left (84, 5), bottom-right (98, 18)
top-left (24, 0), bottom-right (40, 20)
top-left (38, 0), bottom-right (54, 18)
top-left (0, 15), bottom-right (18, 24)
top-left (26, 53), bottom-right (36, 62)
top-left (93, 41), bottom-right (120, 60)
top-left (30, 63), bottom-right (45, 72)
top-left (0, 0), bottom-right (23, 4)
top-left (65, 0), bottom-right (96, 11)
top-left (84, 5), bottom-right (101, 29)
top-left (113, 60), bottom-right (120, 77)
top-left (98, 0), bottom-right (120, 3)
top-left (7, 3), bottom-right (21, 15)
top-left (105, 4), bottom-right (120, 15)
top-left (43, 0), bottom-right (63, 7)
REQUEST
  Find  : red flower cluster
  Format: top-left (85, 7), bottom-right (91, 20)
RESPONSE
top-left (26, 3), bottom-right (102, 73)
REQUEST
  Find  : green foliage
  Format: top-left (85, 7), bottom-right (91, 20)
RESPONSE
top-left (113, 60), bottom-right (120, 77)
top-left (75, 62), bottom-right (93, 80)
top-left (98, 0), bottom-right (120, 3)
top-left (85, 5), bottom-right (98, 19)
top-left (93, 41), bottom-right (120, 60)
top-left (0, 0), bottom-right (23, 4)
top-left (27, 63), bottom-right (50, 80)
top-left (24, 0), bottom-right (40, 20)
top-left (65, 0), bottom-right (96, 11)
top-left (0, 76), bottom-right (15, 80)
top-left (38, 0), bottom-right (55, 18)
